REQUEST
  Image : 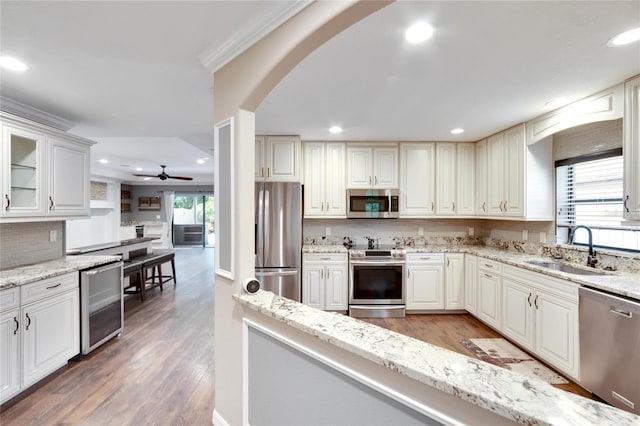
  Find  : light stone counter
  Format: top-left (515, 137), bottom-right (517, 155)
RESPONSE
top-left (0, 255), bottom-right (121, 289)
top-left (302, 245), bottom-right (348, 254)
top-left (235, 290), bottom-right (640, 425)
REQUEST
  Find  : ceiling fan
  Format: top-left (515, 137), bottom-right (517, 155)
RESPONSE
top-left (132, 165), bottom-right (193, 181)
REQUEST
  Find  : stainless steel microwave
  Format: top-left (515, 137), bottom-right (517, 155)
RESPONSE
top-left (347, 189), bottom-right (399, 219)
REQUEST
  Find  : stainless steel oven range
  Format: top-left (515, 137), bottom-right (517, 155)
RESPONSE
top-left (349, 246), bottom-right (406, 318)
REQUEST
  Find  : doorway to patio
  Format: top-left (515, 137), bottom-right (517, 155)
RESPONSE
top-left (173, 194), bottom-right (215, 247)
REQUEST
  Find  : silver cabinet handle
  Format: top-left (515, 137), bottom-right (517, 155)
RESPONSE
top-left (534, 295), bottom-right (539, 309)
top-left (375, 176), bottom-right (378, 185)
top-left (452, 202), bottom-right (455, 212)
top-left (407, 268), bottom-right (411, 279)
top-left (13, 317), bottom-right (19, 335)
top-left (419, 257), bottom-right (431, 260)
top-left (482, 201), bottom-right (486, 212)
top-left (431, 201), bottom-right (434, 212)
top-left (484, 273), bottom-right (493, 278)
top-left (527, 293), bottom-right (532, 307)
top-left (369, 176), bottom-right (372, 186)
top-left (25, 313), bottom-right (31, 331)
top-left (49, 196), bottom-right (54, 210)
top-left (326, 201), bottom-right (329, 211)
top-left (267, 167), bottom-right (270, 178)
top-left (320, 268), bottom-right (324, 279)
top-left (610, 308), bottom-right (632, 318)
top-left (624, 195), bottom-right (630, 213)
top-left (4, 194), bottom-right (9, 211)
top-left (261, 167), bottom-right (265, 177)
top-left (320, 257), bottom-right (331, 261)
top-left (484, 263), bottom-right (493, 268)
top-left (447, 258), bottom-right (450, 267)
top-left (46, 283), bottom-right (62, 290)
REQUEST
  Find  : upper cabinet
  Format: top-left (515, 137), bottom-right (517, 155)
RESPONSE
top-left (623, 75), bottom-right (640, 221)
top-left (1, 112), bottom-right (93, 222)
top-left (399, 143), bottom-right (435, 217)
top-left (481, 123), bottom-right (553, 220)
top-left (303, 142), bottom-right (346, 218)
top-left (255, 136), bottom-right (301, 182)
top-left (435, 143), bottom-right (475, 216)
top-left (475, 139), bottom-right (488, 216)
top-left (346, 144), bottom-right (398, 188)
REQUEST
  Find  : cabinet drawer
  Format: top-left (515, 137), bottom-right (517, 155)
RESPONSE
top-left (21, 273), bottom-right (78, 305)
top-left (478, 258), bottom-right (503, 274)
top-left (0, 287), bottom-right (20, 311)
top-left (406, 253), bottom-right (444, 263)
top-left (303, 253), bottom-right (347, 263)
top-left (503, 265), bottom-right (579, 301)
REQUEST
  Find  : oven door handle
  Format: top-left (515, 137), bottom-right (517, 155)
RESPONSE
top-left (351, 260), bottom-right (405, 266)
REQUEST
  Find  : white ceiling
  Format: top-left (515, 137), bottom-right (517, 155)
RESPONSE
top-left (2, 1), bottom-right (639, 184)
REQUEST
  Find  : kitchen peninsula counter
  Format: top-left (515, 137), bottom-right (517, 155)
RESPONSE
top-left (66, 237), bottom-right (155, 255)
top-left (235, 290), bottom-right (640, 425)
top-left (0, 255), bottom-right (120, 289)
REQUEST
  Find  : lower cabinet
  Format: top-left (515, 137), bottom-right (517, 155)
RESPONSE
top-left (406, 254), bottom-right (444, 310)
top-left (476, 260), bottom-right (503, 330)
top-left (445, 253), bottom-right (465, 310)
top-left (0, 273), bottom-right (80, 404)
top-left (302, 253), bottom-right (348, 311)
top-left (463, 254), bottom-right (478, 314)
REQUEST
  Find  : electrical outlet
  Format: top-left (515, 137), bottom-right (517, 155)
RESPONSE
top-left (468, 227), bottom-right (475, 237)
top-left (156, 215), bottom-right (161, 220)
top-left (522, 229), bottom-right (529, 241)
top-left (49, 230), bottom-right (57, 242)
top-left (418, 227), bottom-right (424, 236)
top-left (540, 232), bottom-right (547, 244)
top-left (325, 227), bottom-right (331, 236)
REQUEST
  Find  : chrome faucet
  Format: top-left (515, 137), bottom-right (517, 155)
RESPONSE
top-left (568, 225), bottom-right (598, 268)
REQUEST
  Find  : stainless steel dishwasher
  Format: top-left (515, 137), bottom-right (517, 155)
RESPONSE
top-left (80, 261), bottom-right (124, 355)
top-left (579, 287), bottom-right (640, 414)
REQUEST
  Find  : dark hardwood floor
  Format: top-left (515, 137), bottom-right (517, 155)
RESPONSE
top-left (0, 247), bottom-right (216, 426)
top-left (362, 314), bottom-right (592, 399)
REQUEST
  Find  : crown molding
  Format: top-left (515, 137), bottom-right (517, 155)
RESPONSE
top-left (0, 96), bottom-right (75, 131)
top-left (199, 1), bottom-right (312, 74)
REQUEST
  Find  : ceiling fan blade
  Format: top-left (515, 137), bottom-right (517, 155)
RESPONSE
top-left (132, 173), bottom-right (160, 178)
top-left (167, 176), bottom-right (194, 181)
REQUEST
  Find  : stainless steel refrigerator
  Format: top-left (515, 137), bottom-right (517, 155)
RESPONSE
top-left (255, 182), bottom-right (302, 301)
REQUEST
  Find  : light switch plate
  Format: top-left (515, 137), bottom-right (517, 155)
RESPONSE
top-left (418, 227), bottom-right (424, 236)
top-left (325, 227), bottom-right (331, 236)
top-left (468, 227), bottom-right (474, 237)
top-left (522, 229), bottom-right (529, 241)
top-left (540, 232), bottom-right (547, 244)
top-left (49, 230), bottom-right (57, 242)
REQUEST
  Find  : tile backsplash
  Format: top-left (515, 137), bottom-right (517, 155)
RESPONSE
top-left (0, 221), bottom-right (64, 269)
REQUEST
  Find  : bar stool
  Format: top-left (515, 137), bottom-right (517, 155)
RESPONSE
top-left (140, 251), bottom-right (176, 300)
top-left (123, 260), bottom-right (144, 300)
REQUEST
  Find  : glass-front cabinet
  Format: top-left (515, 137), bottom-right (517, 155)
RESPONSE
top-left (1, 125), bottom-right (45, 217)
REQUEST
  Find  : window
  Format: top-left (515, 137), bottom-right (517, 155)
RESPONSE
top-left (556, 148), bottom-right (640, 252)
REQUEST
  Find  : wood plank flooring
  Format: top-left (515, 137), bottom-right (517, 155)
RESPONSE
top-left (0, 247), bottom-right (216, 426)
top-left (362, 314), bottom-right (592, 399)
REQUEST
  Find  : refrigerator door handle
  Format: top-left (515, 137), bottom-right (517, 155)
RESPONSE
top-left (264, 189), bottom-right (270, 265)
top-left (257, 188), bottom-right (264, 267)
top-left (256, 270), bottom-right (298, 277)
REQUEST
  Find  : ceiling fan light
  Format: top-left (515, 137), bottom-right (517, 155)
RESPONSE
top-left (607, 27), bottom-right (640, 46)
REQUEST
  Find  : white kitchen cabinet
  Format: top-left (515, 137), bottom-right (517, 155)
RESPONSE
top-left (0, 273), bottom-right (80, 404)
top-left (302, 253), bottom-right (348, 311)
top-left (476, 259), bottom-right (502, 330)
top-left (501, 265), bottom-right (580, 379)
top-left (623, 75), bottom-right (640, 221)
top-left (475, 139), bottom-right (488, 216)
top-left (435, 143), bottom-right (475, 216)
top-left (1, 112), bottom-right (93, 222)
top-left (347, 145), bottom-right (398, 188)
top-left (399, 143), bottom-right (435, 217)
top-left (303, 142), bottom-right (346, 217)
top-left (463, 254), bottom-right (478, 314)
top-left (255, 136), bottom-right (301, 182)
top-left (406, 254), bottom-right (444, 311)
top-left (445, 253), bottom-right (465, 310)
top-left (46, 136), bottom-right (90, 216)
top-left (484, 123), bottom-right (553, 220)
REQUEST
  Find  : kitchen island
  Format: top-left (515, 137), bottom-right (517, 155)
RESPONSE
top-left (66, 237), bottom-right (154, 259)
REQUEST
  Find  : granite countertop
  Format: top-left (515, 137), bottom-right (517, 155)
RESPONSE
top-left (66, 237), bottom-right (155, 255)
top-left (0, 255), bottom-right (121, 289)
top-left (302, 244), bottom-right (640, 300)
top-left (235, 291), bottom-right (639, 425)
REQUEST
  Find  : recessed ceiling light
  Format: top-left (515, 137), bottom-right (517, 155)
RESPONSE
top-left (405, 22), bottom-right (434, 43)
top-left (143, 177), bottom-right (152, 181)
top-left (197, 159), bottom-right (206, 164)
top-left (0, 56), bottom-right (28, 72)
top-left (608, 27), bottom-right (640, 46)
top-left (99, 158), bottom-right (109, 164)
top-left (450, 128), bottom-right (464, 135)
top-left (135, 167), bottom-right (143, 172)
top-left (329, 126), bottom-right (343, 134)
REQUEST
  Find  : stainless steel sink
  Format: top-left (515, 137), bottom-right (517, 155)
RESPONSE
top-left (526, 261), bottom-right (609, 276)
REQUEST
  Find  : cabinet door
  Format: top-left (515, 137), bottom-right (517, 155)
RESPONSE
top-left (255, 137), bottom-right (265, 180)
top-left (303, 142), bottom-right (325, 216)
top-left (324, 262), bottom-right (348, 311)
top-left (406, 263), bottom-right (444, 310)
top-left (399, 143), bottom-right (435, 217)
top-left (477, 270), bottom-right (501, 329)
top-left (435, 143), bottom-right (456, 215)
top-left (1, 125), bottom-right (45, 217)
top-left (347, 147), bottom-right (372, 188)
top-left (624, 76), bottom-right (640, 220)
top-left (501, 277), bottom-right (534, 350)
top-left (487, 133), bottom-right (505, 215)
top-left (456, 143), bottom-right (475, 215)
top-left (464, 255), bottom-right (478, 314)
top-left (324, 143), bottom-right (346, 216)
top-left (475, 139), bottom-right (488, 216)
top-left (47, 137), bottom-right (90, 217)
top-left (22, 290), bottom-right (80, 388)
top-left (302, 263), bottom-right (324, 309)
top-left (265, 136), bottom-right (299, 182)
top-left (445, 254), bottom-right (465, 310)
top-left (503, 124), bottom-right (525, 217)
top-left (373, 147), bottom-right (397, 188)
top-left (534, 290), bottom-right (579, 378)
top-left (0, 308), bottom-right (20, 403)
